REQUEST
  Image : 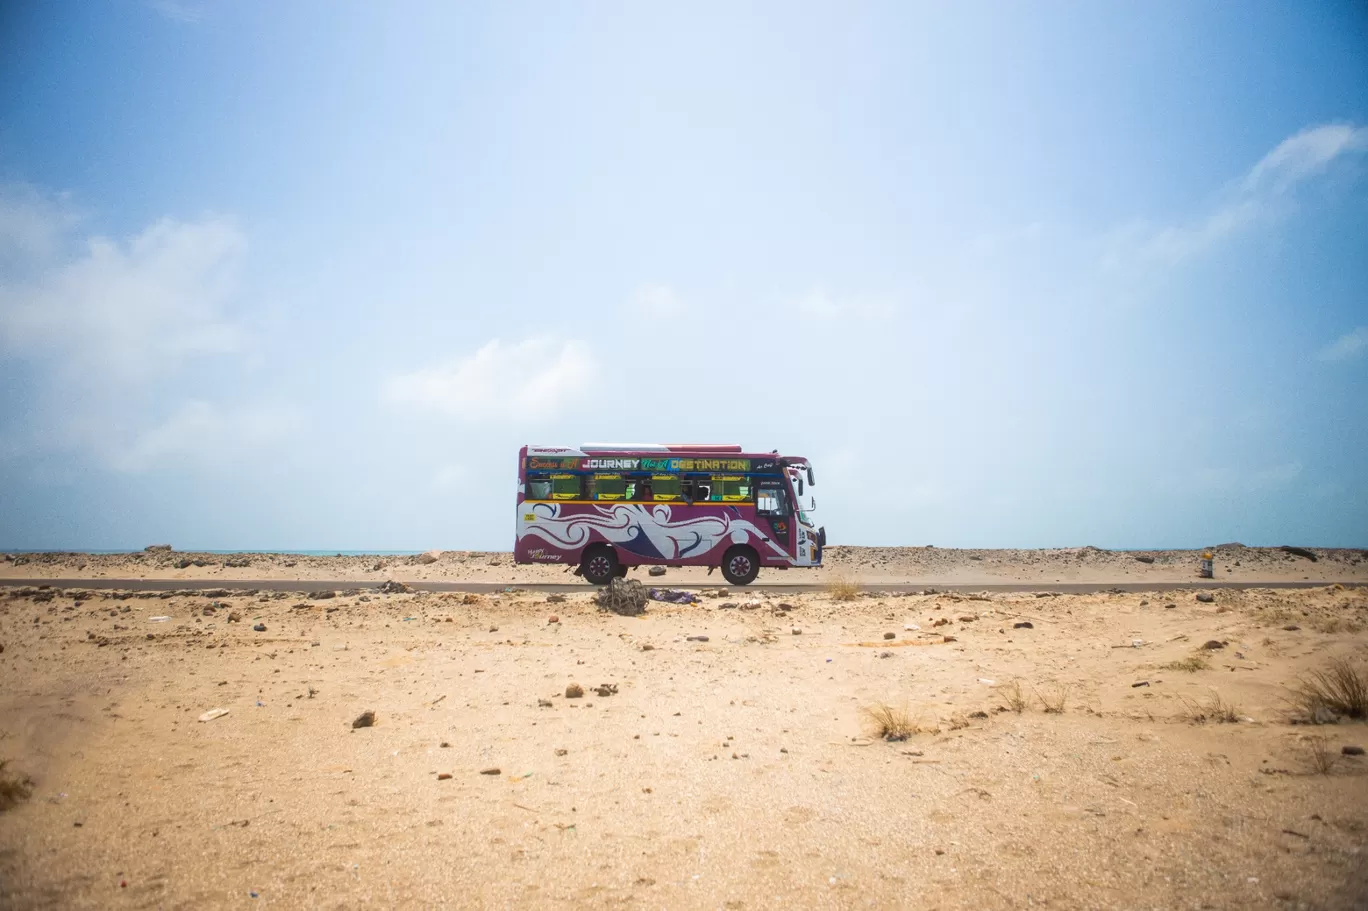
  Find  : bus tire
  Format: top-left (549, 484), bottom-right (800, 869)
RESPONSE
top-left (720, 545), bottom-right (760, 586)
top-left (580, 546), bottom-right (619, 586)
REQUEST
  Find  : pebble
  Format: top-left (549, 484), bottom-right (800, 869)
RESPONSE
top-left (480, 767), bottom-right (501, 776)
top-left (437, 773), bottom-right (452, 781)
top-left (1343, 745), bottom-right (1365, 756)
top-left (1201, 640), bottom-right (1225, 650)
top-left (1195, 592), bottom-right (1215, 603)
top-left (687, 635), bottom-right (709, 642)
top-left (566, 683), bottom-right (584, 698)
top-left (1013, 621), bottom-right (1033, 629)
top-left (1282, 624), bottom-right (1300, 631)
top-left (792, 628), bottom-right (802, 635)
top-left (883, 632), bottom-right (895, 640)
top-left (352, 710), bottom-right (376, 729)
top-left (252, 623), bottom-right (266, 632)
top-left (548, 615), bottom-right (559, 624)
top-left (1132, 681), bottom-right (1150, 688)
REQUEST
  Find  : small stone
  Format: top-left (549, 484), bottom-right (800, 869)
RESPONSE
top-left (1013, 621), bottom-right (1034, 629)
top-left (252, 623), bottom-right (266, 632)
top-left (648, 566), bottom-right (666, 577)
top-left (437, 773), bottom-right (452, 780)
top-left (440, 742), bottom-right (451, 748)
top-left (1134, 555), bottom-right (1155, 564)
top-left (489, 626), bottom-right (498, 633)
top-left (1343, 745), bottom-right (1365, 756)
top-left (538, 698), bottom-right (553, 708)
top-left (640, 643), bottom-right (655, 651)
top-left (969, 711), bottom-right (988, 719)
top-left (480, 767), bottom-right (501, 775)
top-left (352, 710), bottom-right (376, 729)
top-left (547, 594), bottom-right (566, 603)
top-left (1132, 681), bottom-right (1150, 688)
top-left (417, 550), bottom-right (441, 564)
top-left (566, 683), bottom-right (584, 699)
top-left (1282, 624), bottom-right (1300, 631)
top-left (687, 635), bottom-right (709, 642)
top-left (548, 615), bottom-right (559, 624)
top-left (593, 683), bottom-right (618, 697)
top-left (1195, 592), bottom-right (1215, 603)
top-left (1201, 640), bottom-right (1225, 650)
top-left (554, 748), bottom-right (568, 756)
top-left (227, 611), bottom-right (242, 623)
top-left (879, 650), bottom-right (893, 658)
top-left (792, 628), bottom-right (802, 635)
top-left (1164, 603), bottom-right (1176, 609)
top-left (883, 632), bottom-right (896, 640)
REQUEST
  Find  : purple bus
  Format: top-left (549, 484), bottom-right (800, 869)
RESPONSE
top-left (514, 443), bottom-right (824, 585)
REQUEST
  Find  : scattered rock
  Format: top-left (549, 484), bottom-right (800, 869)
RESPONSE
top-left (593, 683), bottom-right (618, 697)
top-left (197, 708), bottom-right (229, 722)
top-left (1013, 621), bottom-right (1034, 629)
top-left (352, 710), bottom-right (376, 729)
top-left (883, 632), bottom-right (896, 640)
top-left (538, 698), bottom-right (553, 708)
top-left (878, 651), bottom-right (893, 658)
top-left (417, 550), bottom-right (442, 564)
top-left (379, 580), bottom-right (412, 594)
top-left (718, 602), bottom-right (739, 610)
top-left (1278, 545), bottom-right (1318, 562)
top-left (597, 579), bottom-right (647, 616)
top-left (144, 544), bottom-right (172, 553)
top-left (252, 623), bottom-right (266, 632)
top-left (308, 590), bottom-right (337, 600)
top-left (648, 566), bottom-right (666, 577)
top-left (932, 618), bottom-right (951, 628)
top-left (792, 628), bottom-right (802, 636)
top-left (227, 611), bottom-right (242, 623)
top-left (437, 773), bottom-right (452, 780)
top-left (1195, 592), bottom-right (1215, 603)
top-left (1134, 555), bottom-right (1155, 564)
top-left (1132, 681), bottom-right (1150, 688)
top-left (554, 748), bottom-right (568, 756)
top-left (640, 643), bottom-right (655, 651)
top-left (686, 635), bottom-right (710, 642)
top-left (480, 767), bottom-right (501, 776)
top-left (548, 615), bottom-right (560, 624)
top-left (969, 711), bottom-right (989, 719)
top-left (1201, 640), bottom-right (1225, 650)
top-left (547, 594), bottom-right (566, 603)
top-left (440, 742), bottom-right (450, 748)
top-left (1342, 745), bottom-right (1365, 756)
top-left (566, 683), bottom-right (584, 699)
top-left (1164, 603), bottom-right (1176, 609)
top-left (225, 557), bottom-right (252, 568)
top-left (1282, 624), bottom-right (1300, 631)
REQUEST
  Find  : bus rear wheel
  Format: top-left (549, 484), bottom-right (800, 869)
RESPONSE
top-left (720, 546), bottom-right (760, 586)
top-left (580, 546), bottom-right (619, 586)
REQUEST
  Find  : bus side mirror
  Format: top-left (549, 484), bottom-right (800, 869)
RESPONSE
top-left (818, 526), bottom-right (827, 547)
top-left (798, 479), bottom-right (804, 496)
top-left (807, 466), bottom-right (815, 487)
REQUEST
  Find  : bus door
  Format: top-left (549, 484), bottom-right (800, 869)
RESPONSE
top-left (755, 479), bottom-right (794, 556)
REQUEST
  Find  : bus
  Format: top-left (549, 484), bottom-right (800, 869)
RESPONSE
top-left (514, 443), bottom-right (824, 586)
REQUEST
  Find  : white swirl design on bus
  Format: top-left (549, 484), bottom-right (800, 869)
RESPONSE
top-left (519, 503), bottom-right (788, 560)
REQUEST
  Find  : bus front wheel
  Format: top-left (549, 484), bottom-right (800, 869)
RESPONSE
top-left (580, 546), bottom-right (619, 586)
top-left (720, 546), bottom-right (760, 586)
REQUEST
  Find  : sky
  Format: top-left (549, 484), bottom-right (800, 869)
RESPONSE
top-left (0, 0), bottom-right (1366, 551)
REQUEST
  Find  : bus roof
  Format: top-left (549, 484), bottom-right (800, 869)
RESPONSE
top-left (524, 444), bottom-right (809, 465)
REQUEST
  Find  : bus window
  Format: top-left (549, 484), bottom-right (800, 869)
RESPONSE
top-left (716, 476), bottom-right (752, 502)
top-left (651, 474), bottom-right (682, 501)
top-left (550, 474), bottom-right (581, 499)
top-left (527, 476), bottom-right (552, 500)
top-left (683, 478), bottom-right (711, 502)
top-left (590, 474), bottom-right (627, 500)
top-left (757, 486), bottom-right (788, 516)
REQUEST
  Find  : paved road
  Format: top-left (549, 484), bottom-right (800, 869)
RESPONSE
top-left (0, 578), bottom-right (1352, 595)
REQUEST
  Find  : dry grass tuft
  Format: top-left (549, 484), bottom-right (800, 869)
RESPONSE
top-left (1179, 691), bottom-right (1242, 724)
top-left (1306, 734), bottom-right (1337, 775)
top-left (826, 578), bottom-right (862, 602)
top-left (1001, 679), bottom-right (1028, 713)
top-left (1162, 655), bottom-right (1210, 672)
top-left (1293, 657), bottom-right (1367, 722)
top-left (0, 760), bottom-right (33, 812)
top-left (1036, 684), bottom-right (1071, 714)
top-left (861, 702), bottom-right (916, 741)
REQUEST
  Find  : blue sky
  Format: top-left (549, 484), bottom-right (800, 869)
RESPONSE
top-left (1, 0), bottom-right (1365, 551)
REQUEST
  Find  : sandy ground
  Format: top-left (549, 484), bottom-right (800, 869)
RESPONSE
top-left (1, 579), bottom-right (1366, 909)
top-left (2, 544), bottom-right (1366, 587)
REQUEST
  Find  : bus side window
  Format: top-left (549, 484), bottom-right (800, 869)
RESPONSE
top-left (591, 474), bottom-right (627, 500)
top-left (682, 478), bottom-right (710, 502)
top-left (527, 476), bottom-right (553, 500)
top-left (717, 476), bottom-right (751, 502)
top-left (757, 486), bottom-right (788, 516)
top-left (550, 474), bottom-right (581, 500)
top-left (651, 474), bottom-right (681, 501)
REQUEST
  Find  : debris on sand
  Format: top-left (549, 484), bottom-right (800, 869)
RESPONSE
top-left (686, 635), bottom-right (710, 642)
top-left (1201, 640), bottom-right (1226, 650)
top-left (252, 623), bottom-right (266, 632)
top-left (480, 767), bottom-right (501, 776)
top-left (594, 683), bottom-right (618, 697)
top-left (1014, 621), bottom-right (1034, 629)
top-left (566, 683), bottom-right (584, 699)
top-left (649, 588), bottom-right (699, 604)
top-left (437, 773), bottom-right (452, 780)
top-left (1195, 592), bottom-right (1215, 603)
top-left (197, 708), bottom-right (230, 722)
top-left (379, 580), bottom-right (412, 594)
top-left (352, 710), bottom-right (376, 729)
top-left (649, 566), bottom-right (667, 577)
top-left (598, 579), bottom-right (648, 615)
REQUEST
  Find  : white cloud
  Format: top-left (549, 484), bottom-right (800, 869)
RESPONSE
top-left (0, 210), bottom-right (247, 382)
top-left (110, 400), bottom-right (296, 473)
top-left (1318, 326), bottom-right (1368, 362)
top-left (625, 283), bottom-right (685, 317)
top-left (147, 0), bottom-right (206, 23)
top-left (1107, 122), bottom-right (1368, 268)
top-left (385, 337), bottom-right (598, 421)
top-left (1243, 124), bottom-right (1368, 194)
top-left (794, 288), bottom-right (897, 323)
top-left (0, 184), bottom-right (83, 263)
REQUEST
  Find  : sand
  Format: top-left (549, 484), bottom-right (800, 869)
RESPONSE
top-left (1, 568), bottom-right (1367, 909)
top-left (2, 544), bottom-right (1366, 586)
